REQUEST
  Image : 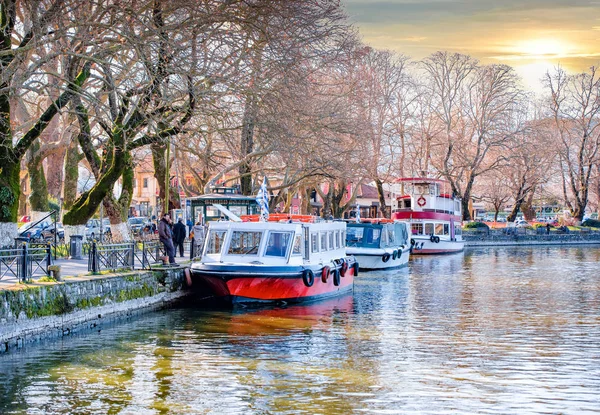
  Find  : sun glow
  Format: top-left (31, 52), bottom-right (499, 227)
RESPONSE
top-left (513, 38), bottom-right (570, 58)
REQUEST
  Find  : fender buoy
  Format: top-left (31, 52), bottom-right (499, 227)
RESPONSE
top-left (417, 196), bottom-right (426, 207)
top-left (430, 235), bottom-right (435, 243)
top-left (392, 250), bottom-right (397, 260)
top-left (302, 269), bottom-right (314, 287)
top-left (184, 268), bottom-right (192, 287)
top-left (434, 236), bottom-right (440, 243)
top-left (382, 253), bottom-right (391, 263)
top-left (396, 250), bottom-right (402, 259)
top-left (353, 261), bottom-right (359, 276)
top-left (340, 260), bottom-right (348, 277)
top-left (410, 239), bottom-right (415, 246)
top-left (332, 268), bottom-right (341, 286)
top-left (321, 266), bottom-right (330, 283)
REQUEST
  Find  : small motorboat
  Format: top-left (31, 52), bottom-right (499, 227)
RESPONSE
top-left (345, 219), bottom-right (411, 270)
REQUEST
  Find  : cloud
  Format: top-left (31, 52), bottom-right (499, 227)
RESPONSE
top-left (490, 52), bottom-right (600, 61)
top-left (399, 36), bottom-right (427, 42)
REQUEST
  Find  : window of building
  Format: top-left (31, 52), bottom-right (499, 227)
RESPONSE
top-left (227, 231), bottom-right (262, 255)
top-left (143, 178), bottom-right (148, 188)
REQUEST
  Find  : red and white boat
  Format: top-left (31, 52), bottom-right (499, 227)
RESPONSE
top-left (189, 214), bottom-right (357, 304)
top-left (391, 177), bottom-right (464, 254)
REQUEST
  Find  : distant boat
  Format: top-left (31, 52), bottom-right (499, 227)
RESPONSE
top-left (189, 214), bottom-right (357, 304)
top-left (391, 177), bottom-right (464, 254)
top-left (345, 219), bottom-right (411, 270)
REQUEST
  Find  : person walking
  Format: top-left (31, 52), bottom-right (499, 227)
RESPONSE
top-left (158, 213), bottom-right (176, 265)
top-left (173, 218), bottom-right (187, 258)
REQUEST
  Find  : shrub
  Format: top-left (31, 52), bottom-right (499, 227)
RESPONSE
top-left (463, 221), bottom-right (489, 230)
top-left (582, 219), bottom-right (600, 228)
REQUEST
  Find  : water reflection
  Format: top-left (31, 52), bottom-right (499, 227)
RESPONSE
top-left (1, 247), bottom-right (600, 414)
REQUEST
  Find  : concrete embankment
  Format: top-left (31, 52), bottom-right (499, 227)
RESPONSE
top-left (0, 268), bottom-right (189, 354)
top-left (464, 232), bottom-right (600, 247)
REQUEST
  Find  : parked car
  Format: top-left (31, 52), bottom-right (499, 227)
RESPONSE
top-left (515, 220), bottom-right (530, 228)
top-left (18, 220), bottom-right (52, 242)
top-left (127, 217), bottom-right (150, 235)
top-left (85, 219), bottom-right (112, 239)
top-left (41, 222), bottom-right (65, 242)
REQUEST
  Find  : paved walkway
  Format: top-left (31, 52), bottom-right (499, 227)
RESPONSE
top-left (0, 247), bottom-right (192, 289)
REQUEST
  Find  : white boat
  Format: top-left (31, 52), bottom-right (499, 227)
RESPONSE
top-left (345, 220), bottom-right (411, 270)
top-left (189, 214), bottom-right (357, 304)
top-left (391, 177), bottom-right (464, 254)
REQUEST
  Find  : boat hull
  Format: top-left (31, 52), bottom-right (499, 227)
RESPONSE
top-left (190, 261), bottom-right (356, 304)
top-left (410, 237), bottom-right (464, 254)
top-left (346, 247), bottom-right (410, 270)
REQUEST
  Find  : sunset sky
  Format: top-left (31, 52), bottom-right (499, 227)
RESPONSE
top-left (344, 0), bottom-right (600, 91)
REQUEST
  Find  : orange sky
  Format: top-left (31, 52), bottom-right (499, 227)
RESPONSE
top-left (344, 0), bottom-right (600, 92)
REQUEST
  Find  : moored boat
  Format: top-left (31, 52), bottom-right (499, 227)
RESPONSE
top-left (189, 214), bottom-right (357, 304)
top-left (391, 177), bottom-right (464, 254)
top-left (345, 219), bottom-right (411, 270)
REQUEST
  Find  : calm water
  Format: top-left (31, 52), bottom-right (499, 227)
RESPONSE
top-left (1, 247), bottom-right (600, 414)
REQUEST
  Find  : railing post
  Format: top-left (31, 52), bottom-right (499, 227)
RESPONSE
top-left (142, 241), bottom-right (147, 269)
top-left (46, 243), bottom-right (52, 269)
top-left (91, 241), bottom-right (99, 273)
top-left (130, 242), bottom-right (135, 269)
top-left (20, 243), bottom-right (28, 283)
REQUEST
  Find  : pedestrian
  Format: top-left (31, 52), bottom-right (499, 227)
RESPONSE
top-left (158, 212), bottom-right (176, 265)
top-left (172, 218), bottom-right (187, 258)
top-left (546, 223), bottom-right (551, 235)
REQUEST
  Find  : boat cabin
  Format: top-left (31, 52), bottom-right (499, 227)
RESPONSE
top-left (201, 221), bottom-right (347, 265)
top-left (346, 222), bottom-right (409, 249)
top-left (392, 178), bottom-right (461, 217)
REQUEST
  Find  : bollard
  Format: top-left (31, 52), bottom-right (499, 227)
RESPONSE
top-left (90, 241), bottom-right (99, 273)
top-left (70, 235), bottom-right (84, 260)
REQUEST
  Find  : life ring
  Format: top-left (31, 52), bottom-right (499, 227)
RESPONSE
top-left (321, 266), bottom-right (330, 283)
top-left (302, 269), bottom-right (314, 287)
top-left (392, 250), bottom-right (397, 260)
top-left (340, 260), bottom-right (348, 277)
top-left (434, 236), bottom-right (440, 243)
top-left (382, 253), bottom-right (391, 263)
top-left (417, 196), bottom-right (426, 207)
top-left (332, 268), bottom-right (341, 286)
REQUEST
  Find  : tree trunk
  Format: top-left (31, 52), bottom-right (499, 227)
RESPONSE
top-left (239, 96), bottom-right (257, 196)
top-left (0, 161), bottom-right (20, 246)
top-left (375, 178), bottom-right (388, 218)
top-left (63, 138), bottom-right (80, 212)
top-left (151, 142), bottom-right (180, 214)
top-left (27, 141), bottom-right (49, 213)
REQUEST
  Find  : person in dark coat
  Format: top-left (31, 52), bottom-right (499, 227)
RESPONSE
top-left (172, 218), bottom-right (187, 257)
top-left (158, 213), bottom-right (176, 265)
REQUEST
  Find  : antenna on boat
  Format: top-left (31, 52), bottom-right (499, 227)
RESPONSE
top-left (212, 204), bottom-right (243, 222)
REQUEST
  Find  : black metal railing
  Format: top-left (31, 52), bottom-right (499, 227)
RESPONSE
top-left (88, 242), bottom-right (135, 273)
top-left (0, 243), bottom-right (51, 282)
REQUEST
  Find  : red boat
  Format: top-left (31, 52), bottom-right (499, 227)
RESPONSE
top-left (391, 177), bottom-right (464, 254)
top-left (190, 215), bottom-right (357, 304)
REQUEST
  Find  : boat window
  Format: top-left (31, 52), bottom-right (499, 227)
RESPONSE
top-left (416, 184), bottom-right (429, 195)
top-left (346, 227), bottom-right (364, 247)
top-left (396, 223), bottom-right (408, 242)
top-left (227, 231), bottom-right (262, 255)
top-left (265, 232), bottom-right (293, 257)
top-left (206, 230), bottom-right (227, 254)
top-left (320, 232), bottom-right (327, 251)
top-left (387, 227), bottom-right (395, 244)
top-left (455, 224), bottom-right (462, 235)
top-left (444, 224), bottom-right (450, 235)
top-left (334, 231), bottom-right (340, 249)
top-left (292, 235), bottom-right (302, 256)
top-left (411, 223), bottom-right (423, 235)
top-left (424, 223), bottom-right (434, 235)
top-left (311, 233), bottom-right (318, 253)
top-left (404, 199), bottom-right (411, 209)
top-left (328, 232), bottom-right (334, 250)
top-left (435, 223), bottom-right (444, 235)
